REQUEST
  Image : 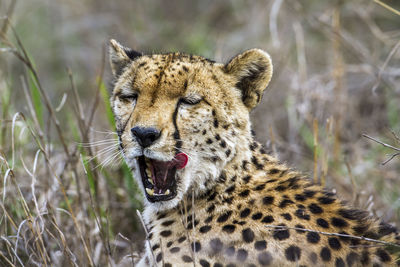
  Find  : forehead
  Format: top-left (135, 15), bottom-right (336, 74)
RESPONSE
top-left (129, 53), bottom-right (218, 98)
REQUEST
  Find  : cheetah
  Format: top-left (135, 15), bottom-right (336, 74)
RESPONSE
top-left (109, 39), bottom-right (400, 266)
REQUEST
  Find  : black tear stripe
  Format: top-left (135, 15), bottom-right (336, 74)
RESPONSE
top-left (117, 112), bottom-right (133, 143)
top-left (172, 100), bottom-right (183, 152)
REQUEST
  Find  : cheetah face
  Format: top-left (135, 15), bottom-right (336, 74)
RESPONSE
top-left (109, 40), bottom-right (272, 209)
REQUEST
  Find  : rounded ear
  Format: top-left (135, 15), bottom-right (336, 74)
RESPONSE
top-left (109, 39), bottom-right (142, 77)
top-left (224, 49), bottom-right (273, 110)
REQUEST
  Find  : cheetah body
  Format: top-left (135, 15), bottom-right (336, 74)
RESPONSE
top-left (109, 40), bottom-right (399, 266)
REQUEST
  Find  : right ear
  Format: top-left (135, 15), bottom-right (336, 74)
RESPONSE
top-left (109, 39), bottom-right (142, 77)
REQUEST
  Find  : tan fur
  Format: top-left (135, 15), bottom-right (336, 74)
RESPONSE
top-left (109, 40), bottom-right (399, 266)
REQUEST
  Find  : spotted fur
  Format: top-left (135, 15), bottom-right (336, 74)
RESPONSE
top-left (109, 39), bottom-right (400, 266)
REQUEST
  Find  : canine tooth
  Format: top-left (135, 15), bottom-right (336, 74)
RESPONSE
top-left (145, 167), bottom-right (151, 178)
top-left (145, 188), bottom-right (154, 196)
top-left (148, 178), bottom-right (154, 184)
top-left (165, 189), bottom-right (170, 195)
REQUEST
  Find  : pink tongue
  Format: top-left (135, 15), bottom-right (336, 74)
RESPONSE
top-left (174, 153), bottom-right (188, 169)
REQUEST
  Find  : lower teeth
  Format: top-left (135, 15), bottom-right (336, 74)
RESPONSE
top-left (145, 187), bottom-right (171, 196)
top-left (145, 188), bottom-right (154, 196)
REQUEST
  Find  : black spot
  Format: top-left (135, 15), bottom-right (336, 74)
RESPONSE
top-left (295, 209), bottom-right (310, 220)
top-left (213, 119), bottom-right (219, 128)
top-left (279, 199), bottom-right (294, 208)
top-left (306, 232), bottom-right (320, 244)
top-left (258, 251), bottom-right (273, 265)
top-left (225, 246), bottom-right (235, 256)
top-left (242, 228), bottom-right (255, 243)
top-left (250, 142), bottom-right (257, 151)
top-left (166, 241), bottom-right (173, 248)
top-left (178, 236), bottom-right (186, 243)
top-left (295, 194), bottom-right (306, 201)
top-left (199, 259), bottom-right (210, 267)
top-left (225, 149), bottom-right (231, 157)
top-left (353, 224), bottom-right (369, 235)
top-left (240, 208), bottom-right (251, 218)
top-left (254, 184), bottom-right (265, 191)
top-left (206, 138), bottom-right (213, 144)
top-left (338, 208), bottom-right (368, 221)
top-left (170, 247), bottom-right (180, 253)
top-left (295, 224), bottom-right (305, 233)
top-left (148, 232), bottom-right (153, 239)
top-left (152, 244), bottom-right (160, 251)
top-left (251, 156), bottom-right (264, 170)
top-left (218, 171), bottom-right (226, 183)
top-left (285, 245), bottom-right (301, 262)
top-left (206, 204), bottom-right (215, 213)
top-left (252, 212), bottom-right (262, 220)
top-left (182, 65), bottom-right (189, 72)
top-left (239, 189), bottom-right (250, 197)
top-left (376, 249), bottom-right (391, 262)
top-left (308, 203), bottom-right (323, 214)
top-left (360, 251), bottom-right (370, 265)
top-left (274, 185), bottom-right (287, 192)
top-left (318, 196), bottom-right (335, 204)
top-left (182, 255), bottom-right (192, 262)
top-left (202, 129), bottom-right (207, 135)
top-left (268, 168), bottom-right (280, 175)
top-left (263, 196), bottom-right (274, 205)
top-left (273, 224), bottom-right (290, 240)
top-left (157, 212), bottom-right (167, 220)
top-left (220, 140), bottom-right (227, 148)
top-left (204, 215), bottom-right (213, 224)
top-left (320, 247), bottom-right (331, 262)
top-left (223, 196), bottom-right (234, 204)
top-left (217, 211), bottom-right (232, 223)
top-left (236, 249), bottom-right (248, 262)
top-left (254, 240), bottom-right (267, 251)
top-left (156, 252), bottom-right (163, 262)
top-left (191, 241), bottom-right (201, 252)
top-left (346, 252), bottom-right (359, 266)
top-left (281, 213), bottom-right (292, 221)
top-left (225, 185), bottom-right (235, 194)
top-left (207, 192), bottom-right (217, 201)
top-left (304, 190), bottom-right (317, 198)
top-left (242, 160), bottom-right (249, 170)
top-left (214, 263), bottom-right (223, 267)
top-left (222, 224), bottom-right (236, 233)
top-left (378, 222), bottom-right (397, 236)
top-left (210, 238), bottom-right (223, 254)
top-left (164, 263), bottom-right (172, 267)
top-left (161, 220), bottom-right (175, 226)
top-left (160, 230), bottom-right (172, 237)
top-left (331, 217), bottom-right (348, 228)
top-left (335, 258), bottom-right (345, 267)
top-left (261, 215), bottom-right (274, 223)
top-left (186, 219), bottom-right (199, 229)
top-left (328, 237), bottom-right (341, 250)
top-left (316, 218), bottom-right (330, 228)
top-left (243, 175), bottom-right (251, 183)
top-left (200, 225), bottom-right (211, 233)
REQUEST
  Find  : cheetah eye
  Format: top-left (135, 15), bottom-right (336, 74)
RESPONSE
top-left (180, 96), bottom-right (202, 105)
top-left (119, 93), bottom-right (138, 103)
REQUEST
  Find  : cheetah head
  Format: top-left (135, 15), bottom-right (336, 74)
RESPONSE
top-left (109, 40), bottom-right (272, 209)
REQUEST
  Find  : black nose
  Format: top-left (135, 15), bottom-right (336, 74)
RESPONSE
top-left (131, 127), bottom-right (161, 148)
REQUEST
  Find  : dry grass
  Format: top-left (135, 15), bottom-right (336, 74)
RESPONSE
top-left (0, 0), bottom-right (400, 266)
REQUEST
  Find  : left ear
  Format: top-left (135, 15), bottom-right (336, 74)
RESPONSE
top-left (224, 49), bottom-right (273, 110)
top-left (109, 39), bottom-right (142, 78)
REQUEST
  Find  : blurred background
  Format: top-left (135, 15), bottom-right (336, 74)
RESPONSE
top-left (0, 0), bottom-right (399, 265)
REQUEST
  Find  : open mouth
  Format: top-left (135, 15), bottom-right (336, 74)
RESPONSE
top-left (138, 153), bottom-right (188, 202)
